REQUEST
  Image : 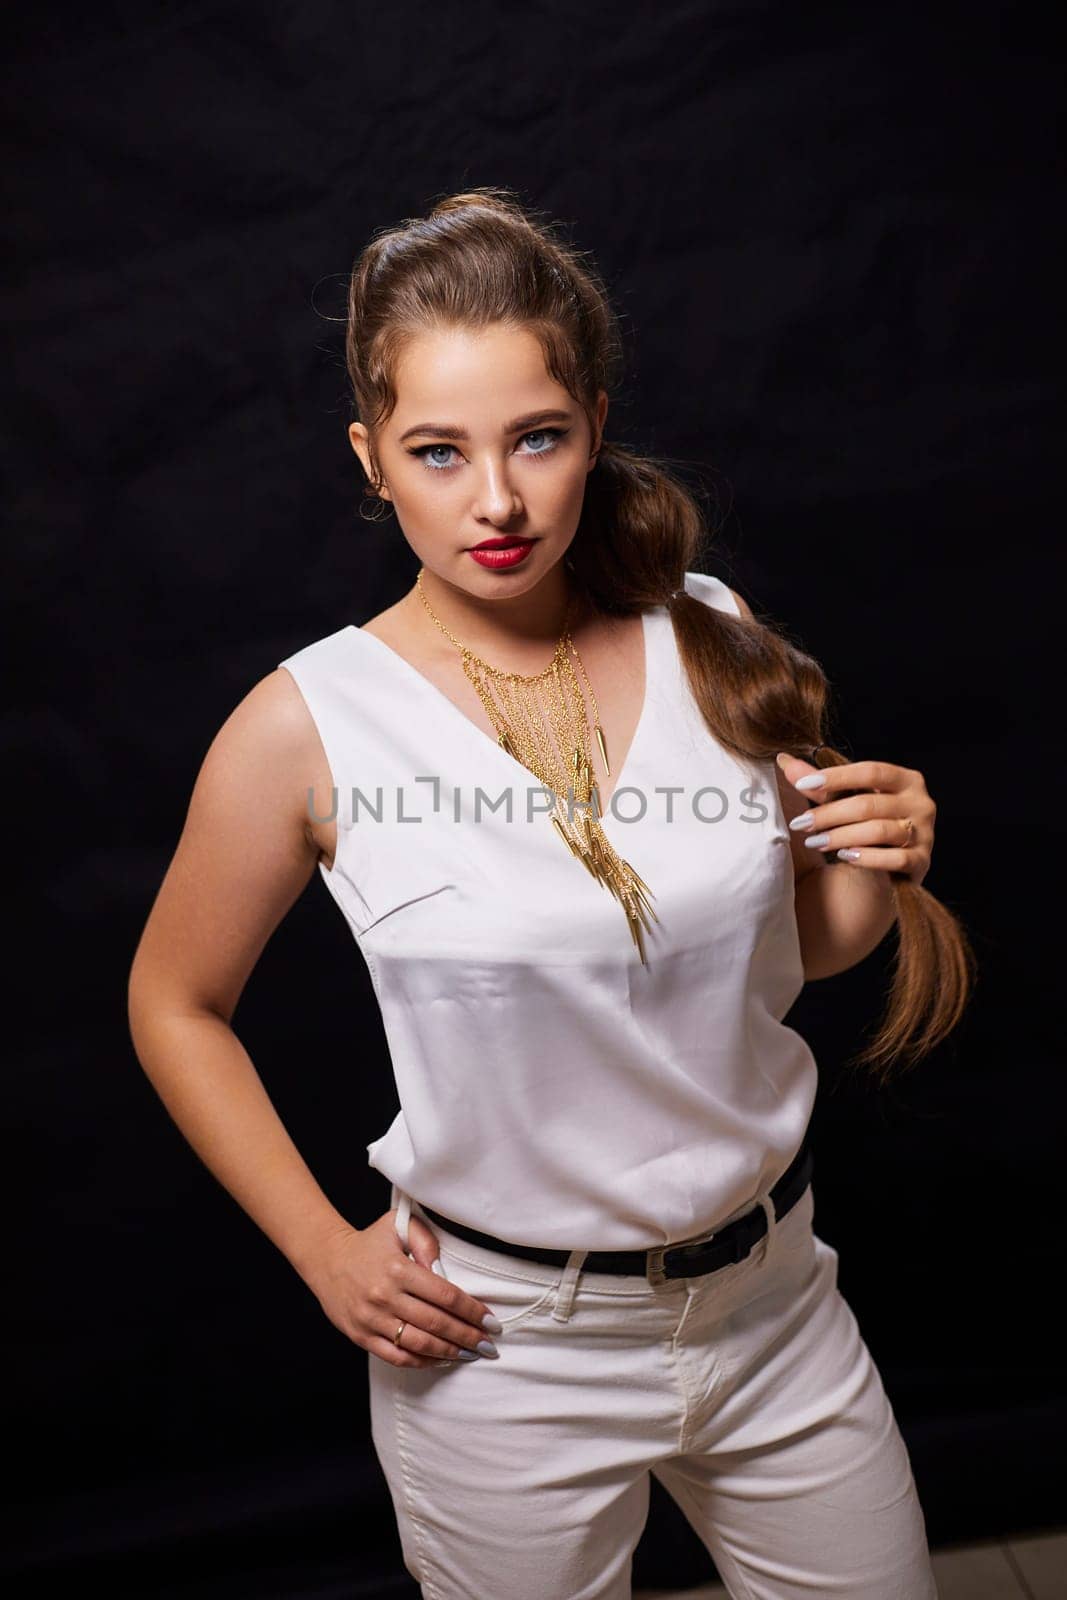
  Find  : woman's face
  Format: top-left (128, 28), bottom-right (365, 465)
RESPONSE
top-left (348, 322), bottom-right (607, 603)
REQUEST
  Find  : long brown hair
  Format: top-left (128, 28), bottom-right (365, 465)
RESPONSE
top-left (344, 185), bottom-right (976, 1083)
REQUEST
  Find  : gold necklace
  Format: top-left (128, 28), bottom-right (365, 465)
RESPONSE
top-left (414, 567), bottom-right (658, 963)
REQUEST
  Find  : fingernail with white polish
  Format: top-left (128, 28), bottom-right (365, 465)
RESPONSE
top-left (804, 832), bottom-right (831, 848)
top-left (431, 1260), bottom-right (445, 1276)
top-left (795, 774), bottom-right (825, 790)
top-left (482, 1313), bottom-right (503, 1334)
top-left (789, 812), bottom-right (815, 831)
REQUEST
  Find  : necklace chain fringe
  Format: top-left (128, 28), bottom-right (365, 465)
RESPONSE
top-left (415, 568), bottom-right (658, 963)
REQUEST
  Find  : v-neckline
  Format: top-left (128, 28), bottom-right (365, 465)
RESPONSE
top-left (346, 606), bottom-right (658, 821)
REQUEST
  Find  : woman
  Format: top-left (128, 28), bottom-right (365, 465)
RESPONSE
top-left (128, 188), bottom-right (974, 1599)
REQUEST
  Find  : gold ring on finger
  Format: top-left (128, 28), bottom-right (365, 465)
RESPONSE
top-left (901, 816), bottom-right (915, 844)
top-left (393, 1320), bottom-right (407, 1347)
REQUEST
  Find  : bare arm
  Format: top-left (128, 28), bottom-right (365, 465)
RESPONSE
top-left (126, 668), bottom-right (351, 1281)
top-left (127, 667), bottom-right (498, 1369)
top-left (791, 856), bottom-right (897, 980)
top-left (725, 586), bottom-right (896, 982)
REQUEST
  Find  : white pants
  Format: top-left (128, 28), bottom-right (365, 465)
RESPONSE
top-left (370, 1180), bottom-right (939, 1600)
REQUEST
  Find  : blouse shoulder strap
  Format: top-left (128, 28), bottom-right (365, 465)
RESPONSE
top-left (682, 569), bottom-right (740, 618)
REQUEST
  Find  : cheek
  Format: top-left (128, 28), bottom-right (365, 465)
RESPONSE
top-left (538, 459), bottom-right (590, 522)
top-left (388, 473), bottom-right (459, 538)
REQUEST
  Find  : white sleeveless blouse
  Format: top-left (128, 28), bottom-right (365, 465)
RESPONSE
top-left (278, 569), bottom-right (816, 1250)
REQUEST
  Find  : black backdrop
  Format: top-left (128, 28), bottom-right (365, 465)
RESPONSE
top-left (5, 3), bottom-right (1062, 1596)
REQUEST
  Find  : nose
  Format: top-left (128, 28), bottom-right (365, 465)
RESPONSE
top-left (471, 457), bottom-right (523, 526)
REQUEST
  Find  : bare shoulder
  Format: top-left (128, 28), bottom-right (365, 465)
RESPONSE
top-left (127, 668), bottom-right (333, 1023)
top-left (243, 666), bottom-right (339, 858)
top-left (183, 663), bottom-right (335, 884)
top-left (212, 667), bottom-right (326, 807)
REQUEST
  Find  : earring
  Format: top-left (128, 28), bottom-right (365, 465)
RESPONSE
top-left (359, 483), bottom-right (391, 523)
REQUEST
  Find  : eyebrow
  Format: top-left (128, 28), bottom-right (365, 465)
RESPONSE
top-left (397, 408), bottom-right (574, 444)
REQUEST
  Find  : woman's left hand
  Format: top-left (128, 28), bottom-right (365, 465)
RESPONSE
top-left (775, 753), bottom-right (935, 887)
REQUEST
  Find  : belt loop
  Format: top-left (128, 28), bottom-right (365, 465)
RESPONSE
top-left (646, 1245), bottom-right (669, 1288)
top-left (394, 1187), bottom-right (413, 1254)
top-left (551, 1247), bottom-right (589, 1322)
top-left (755, 1193), bottom-right (778, 1266)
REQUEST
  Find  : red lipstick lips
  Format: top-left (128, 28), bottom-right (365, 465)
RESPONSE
top-left (467, 537), bottom-right (537, 569)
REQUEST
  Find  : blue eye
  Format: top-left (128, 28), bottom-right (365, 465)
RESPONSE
top-left (420, 444), bottom-right (457, 470)
top-left (520, 428), bottom-right (563, 455)
top-left (408, 428), bottom-right (567, 472)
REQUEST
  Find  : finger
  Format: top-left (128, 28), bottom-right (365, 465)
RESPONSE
top-left (378, 1306), bottom-right (473, 1361)
top-left (775, 751), bottom-right (821, 774)
top-left (791, 758), bottom-right (909, 795)
top-left (833, 845), bottom-right (915, 872)
top-left (774, 751), bottom-right (830, 792)
top-left (775, 753), bottom-right (865, 816)
top-left (366, 1331), bottom-right (437, 1370)
top-left (391, 1286), bottom-right (499, 1357)
top-left (405, 1213), bottom-right (443, 1273)
top-left (788, 794), bottom-right (907, 834)
top-left (400, 1246), bottom-right (499, 1335)
top-left (803, 816), bottom-right (919, 852)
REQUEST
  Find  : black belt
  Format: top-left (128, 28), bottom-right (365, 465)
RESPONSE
top-left (418, 1138), bottom-right (814, 1287)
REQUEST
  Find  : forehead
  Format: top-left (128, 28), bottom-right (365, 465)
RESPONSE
top-left (391, 324), bottom-right (570, 416)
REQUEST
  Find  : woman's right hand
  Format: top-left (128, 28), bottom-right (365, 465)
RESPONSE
top-left (302, 1209), bottom-right (501, 1369)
